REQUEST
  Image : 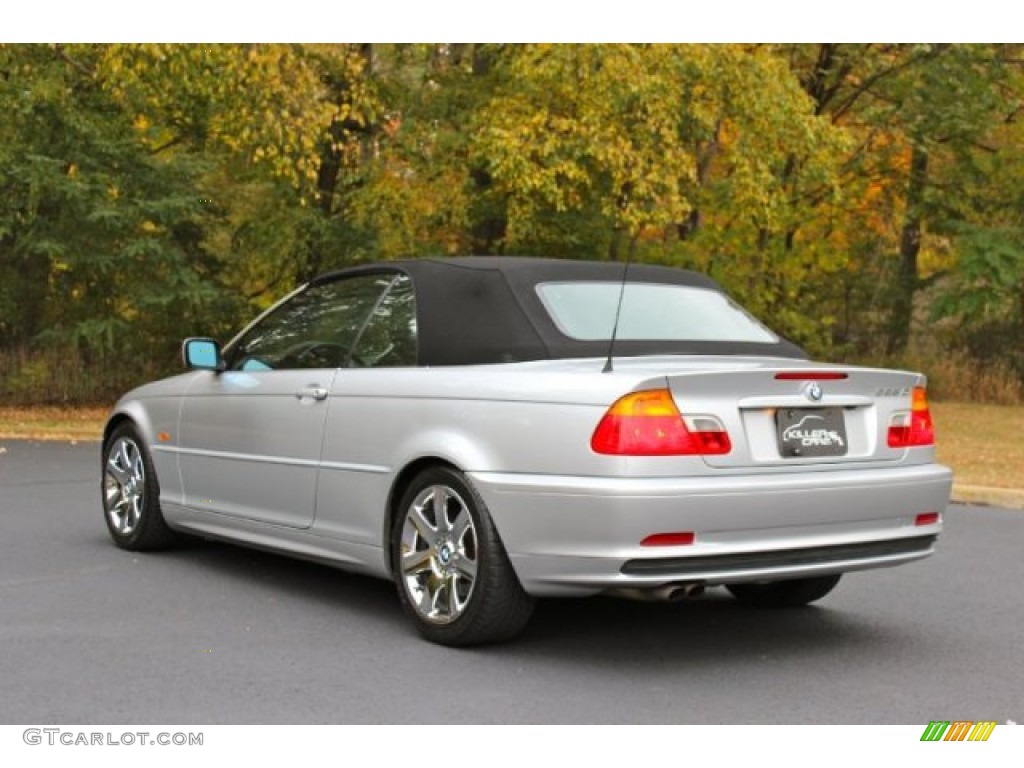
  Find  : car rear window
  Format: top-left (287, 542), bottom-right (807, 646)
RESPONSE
top-left (536, 281), bottom-right (779, 343)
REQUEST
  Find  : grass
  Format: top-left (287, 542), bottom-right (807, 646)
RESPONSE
top-left (0, 406), bottom-right (110, 441)
top-left (2, 402), bottom-right (1023, 491)
top-left (931, 402), bottom-right (1024, 490)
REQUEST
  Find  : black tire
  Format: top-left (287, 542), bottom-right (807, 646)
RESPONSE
top-left (725, 574), bottom-right (841, 608)
top-left (101, 423), bottom-right (178, 551)
top-left (392, 466), bottom-right (535, 646)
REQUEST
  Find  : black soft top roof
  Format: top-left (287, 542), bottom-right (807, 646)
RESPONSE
top-left (313, 257), bottom-right (806, 366)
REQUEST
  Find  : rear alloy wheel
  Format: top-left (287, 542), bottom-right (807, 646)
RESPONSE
top-left (725, 574), bottom-right (841, 608)
top-left (393, 467), bottom-right (534, 646)
top-left (102, 424), bottom-right (177, 551)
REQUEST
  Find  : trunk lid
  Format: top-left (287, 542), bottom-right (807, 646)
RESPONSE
top-left (659, 359), bottom-right (924, 469)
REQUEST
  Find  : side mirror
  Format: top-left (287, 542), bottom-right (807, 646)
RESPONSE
top-left (182, 337), bottom-right (225, 372)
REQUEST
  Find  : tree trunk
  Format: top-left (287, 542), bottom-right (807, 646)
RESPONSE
top-left (608, 227), bottom-right (624, 262)
top-left (677, 209), bottom-right (701, 241)
top-left (301, 44), bottom-right (377, 283)
top-left (677, 120), bottom-right (721, 241)
top-left (472, 44), bottom-right (499, 77)
top-left (886, 143), bottom-right (928, 355)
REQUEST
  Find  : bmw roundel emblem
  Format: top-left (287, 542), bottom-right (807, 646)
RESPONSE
top-left (804, 382), bottom-right (824, 402)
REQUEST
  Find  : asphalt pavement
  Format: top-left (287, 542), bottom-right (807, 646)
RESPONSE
top-left (1, 440), bottom-right (1021, 724)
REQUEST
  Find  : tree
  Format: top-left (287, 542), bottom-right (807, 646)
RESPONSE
top-left (2, 43), bottom-right (1023, 403)
top-left (473, 44), bottom-right (848, 349)
top-left (780, 44), bottom-right (1023, 356)
top-left (0, 45), bottom-right (222, 399)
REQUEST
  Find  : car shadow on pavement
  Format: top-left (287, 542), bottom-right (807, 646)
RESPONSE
top-left (157, 537), bottom-right (900, 665)
top-left (165, 537), bottom-right (405, 619)
top-left (515, 592), bottom-right (887, 663)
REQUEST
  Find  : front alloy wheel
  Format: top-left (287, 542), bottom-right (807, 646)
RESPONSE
top-left (393, 467), bottom-right (534, 646)
top-left (101, 423), bottom-right (177, 550)
top-left (104, 436), bottom-right (146, 537)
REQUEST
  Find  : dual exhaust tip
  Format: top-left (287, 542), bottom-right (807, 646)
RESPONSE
top-left (608, 583), bottom-right (705, 603)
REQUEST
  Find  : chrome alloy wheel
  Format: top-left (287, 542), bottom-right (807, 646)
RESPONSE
top-left (399, 484), bottom-right (479, 624)
top-left (103, 436), bottom-right (146, 536)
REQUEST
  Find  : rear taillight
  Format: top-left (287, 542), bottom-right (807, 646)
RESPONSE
top-left (887, 386), bottom-right (935, 448)
top-left (591, 389), bottom-right (731, 456)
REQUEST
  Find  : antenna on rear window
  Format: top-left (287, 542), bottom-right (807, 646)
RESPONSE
top-left (602, 245), bottom-right (633, 373)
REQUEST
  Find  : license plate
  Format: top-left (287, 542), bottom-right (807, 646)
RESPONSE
top-left (775, 407), bottom-right (848, 458)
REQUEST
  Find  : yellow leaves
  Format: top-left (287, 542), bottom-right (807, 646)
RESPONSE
top-left (475, 43), bottom-right (853, 247)
top-left (717, 118), bottom-right (740, 147)
top-left (477, 44), bottom-right (709, 240)
top-left (92, 44), bottom-right (354, 192)
top-left (919, 232), bottom-right (957, 278)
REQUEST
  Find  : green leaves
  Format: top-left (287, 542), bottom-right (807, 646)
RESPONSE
top-left (933, 223), bottom-right (1023, 321)
top-left (475, 45), bottom-right (700, 241)
top-left (1, 43), bottom-right (1022, 403)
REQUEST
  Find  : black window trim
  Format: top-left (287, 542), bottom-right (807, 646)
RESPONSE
top-left (345, 272), bottom-right (418, 368)
top-left (223, 269), bottom-right (406, 372)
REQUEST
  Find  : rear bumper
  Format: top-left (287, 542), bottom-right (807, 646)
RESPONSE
top-left (468, 463), bottom-right (952, 596)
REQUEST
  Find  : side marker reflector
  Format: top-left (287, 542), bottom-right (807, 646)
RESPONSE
top-left (640, 532), bottom-right (696, 547)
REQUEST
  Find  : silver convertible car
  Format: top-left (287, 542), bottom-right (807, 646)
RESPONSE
top-left (101, 257), bottom-right (952, 645)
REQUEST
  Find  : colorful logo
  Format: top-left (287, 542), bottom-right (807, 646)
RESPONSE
top-left (921, 721), bottom-right (997, 742)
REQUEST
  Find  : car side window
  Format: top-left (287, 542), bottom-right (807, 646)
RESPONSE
top-left (226, 274), bottom-right (394, 371)
top-left (349, 273), bottom-right (418, 367)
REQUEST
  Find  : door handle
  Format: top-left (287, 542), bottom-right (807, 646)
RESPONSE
top-left (295, 386), bottom-right (329, 401)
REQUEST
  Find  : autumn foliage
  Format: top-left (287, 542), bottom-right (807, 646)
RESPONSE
top-left (1, 44), bottom-right (1022, 403)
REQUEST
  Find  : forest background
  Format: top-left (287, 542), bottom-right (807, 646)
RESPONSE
top-left (1, 43), bottom-right (1022, 406)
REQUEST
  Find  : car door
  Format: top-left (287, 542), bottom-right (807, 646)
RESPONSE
top-left (177, 273), bottom-right (395, 529)
top-left (314, 272), bottom-right (419, 543)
